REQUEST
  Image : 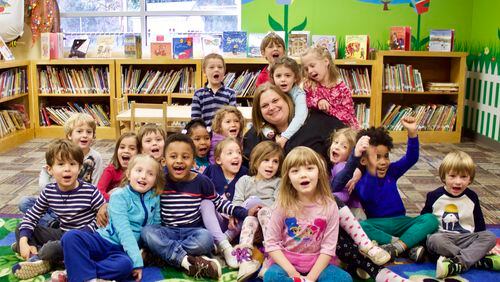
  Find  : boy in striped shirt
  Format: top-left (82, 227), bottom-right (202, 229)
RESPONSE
top-left (12, 139), bottom-right (106, 279)
top-left (191, 53), bottom-right (236, 127)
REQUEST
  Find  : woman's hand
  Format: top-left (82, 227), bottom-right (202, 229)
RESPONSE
top-left (276, 136), bottom-right (288, 148)
top-left (317, 99), bottom-right (330, 112)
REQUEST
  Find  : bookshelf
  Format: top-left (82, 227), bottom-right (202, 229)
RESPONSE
top-left (375, 51), bottom-right (467, 143)
top-left (31, 59), bottom-right (116, 139)
top-left (0, 60), bottom-right (33, 153)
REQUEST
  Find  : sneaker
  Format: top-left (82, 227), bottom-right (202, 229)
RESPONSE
top-left (436, 256), bottom-right (464, 278)
top-left (237, 260), bottom-right (261, 281)
top-left (10, 242), bottom-right (18, 253)
top-left (186, 255), bottom-right (222, 279)
top-left (219, 240), bottom-right (239, 269)
top-left (408, 245), bottom-right (425, 263)
top-left (380, 243), bottom-right (400, 260)
top-left (473, 254), bottom-right (500, 270)
top-left (359, 245), bottom-right (391, 265)
top-left (141, 248), bottom-right (168, 268)
top-left (51, 270), bottom-right (67, 282)
top-left (12, 256), bottom-right (51, 279)
top-left (356, 268), bottom-right (370, 279)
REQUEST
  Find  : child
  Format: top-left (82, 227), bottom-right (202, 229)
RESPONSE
top-left (209, 105), bottom-right (245, 163)
top-left (256, 32), bottom-right (286, 87)
top-left (140, 134), bottom-right (260, 279)
top-left (264, 146), bottom-right (352, 282)
top-left (421, 150), bottom-right (499, 278)
top-left (12, 139), bottom-right (105, 279)
top-left (232, 141), bottom-right (284, 281)
top-left (202, 137), bottom-right (250, 268)
top-left (137, 123), bottom-right (166, 163)
top-left (191, 53), bottom-right (237, 127)
top-left (301, 46), bottom-right (359, 128)
top-left (97, 132), bottom-right (138, 201)
top-left (60, 154), bottom-right (164, 281)
top-left (183, 119), bottom-right (211, 173)
top-left (268, 56), bottom-right (308, 148)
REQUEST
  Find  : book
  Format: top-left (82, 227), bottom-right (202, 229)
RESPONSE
top-left (429, 29), bottom-right (454, 52)
top-left (95, 35), bottom-right (115, 58)
top-left (248, 33), bottom-right (267, 57)
top-left (201, 34), bottom-right (222, 56)
top-left (345, 35), bottom-right (369, 60)
top-left (49, 33), bottom-right (64, 59)
top-left (172, 37), bottom-right (193, 59)
top-left (288, 31), bottom-right (310, 57)
top-left (40, 33), bottom-right (50, 60)
top-left (222, 31), bottom-right (247, 57)
top-left (0, 36), bottom-right (14, 61)
top-left (312, 35), bottom-right (337, 59)
top-left (150, 42), bottom-right (172, 58)
top-left (389, 26), bottom-right (411, 51)
top-left (69, 38), bottom-right (90, 58)
top-left (123, 34), bottom-right (142, 59)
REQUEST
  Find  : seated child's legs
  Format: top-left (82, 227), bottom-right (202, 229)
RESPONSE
top-left (178, 226), bottom-right (215, 256)
top-left (264, 264), bottom-right (294, 282)
top-left (18, 196), bottom-right (58, 227)
top-left (15, 225), bottom-right (64, 260)
top-left (226, 196), bottom-right (263, 241)
top-left (200, 199), bottom-right (227, 243)
top-left (398, 213), bottom-right (439, 248)
top-left (317, 264), bottom-right (353, 282)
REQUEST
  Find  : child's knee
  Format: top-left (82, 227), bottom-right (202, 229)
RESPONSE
top-left (419, 213), bottom-right (439, 230)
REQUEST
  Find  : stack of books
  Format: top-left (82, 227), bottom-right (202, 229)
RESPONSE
top-left (425, 82), bottom-right (459, 92)
top-left (339, 67), bottom-right (371, 95)
top-left (38, 67), bottom-right (110, 94)
top-left (381, 103), bottom-right (457, 131)
top-left (40, 102), bottom-right (111, 127)
top-left (354, 103), bottom-right (370, 129)
top-left (383, 64), bottom-right (424, 92)
top-left (0, 68), bottom-right (28, 98)
top-left (0, 109), bottom-right (26, 137)
top-left (223, 69), bottom-right (261, 97)
top-left (122, 67), bottom-right (196, 94)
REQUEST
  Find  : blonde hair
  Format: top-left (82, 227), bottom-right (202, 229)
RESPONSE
top-left (46, 139), bottom-right (84, 167)
top-left (277, 146), bottom-right (333, 214)
top-left (329, 128), bottom-right (358, 155)
top-left (260, 32), bottom-right (285, 54)
top-left (439, 150), bottom-right (476, 183)
top-left (64, 113), bottom-right (96, 138)
top-left (111, 132), bottom-right (138, 170)
top-left (270, 56), bottom-right (302, 84)
top-left (249, 141), bottom-right (284, 176)
top-left (214, 137), bottom-right (240, 161)
top-left (202, 53), bottom-right (226, 71)
top-left (122, 154), bottom-right (165, 195)
top-left (137, 123), bottom-right (166, 153)
top-left (301, 46), bottom-right (341, 88)
top-left (211, 106), bottom-right (245, 139)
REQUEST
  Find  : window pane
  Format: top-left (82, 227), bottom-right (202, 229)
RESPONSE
top-left (59, 0), bottom-right (140, 12)
top-left (147, 0), bottom-right (237, 11)
top-left (61, 17), bottom-right (140, 33)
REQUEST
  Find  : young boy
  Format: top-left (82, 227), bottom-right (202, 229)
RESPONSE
top-left (191, 53), bottom-right (236, 127)
top-left (255, 32), bottom-right (286, 87)
top-left (12, 139), bottom-right (106, 279)
top-left (421, 150), bottom-right (499, 278)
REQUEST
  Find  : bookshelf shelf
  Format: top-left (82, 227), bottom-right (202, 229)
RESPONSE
top-left (0, 93), bottom-right (29, 103)
top-left (382, 91), bottom-right (458, 95)
top-left (35, 125), bottom-right (116, 139)
top-left (352, 94), bottom-right (372, 98)
top-left (0, 128), bottom-right (35, 153)
top-left (38, 94), bottom-right (112, 97)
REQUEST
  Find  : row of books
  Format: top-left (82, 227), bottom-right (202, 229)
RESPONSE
top-left (354, 103), bottom-right (370, 129)
top-left (425, 82), bottom-right (459, 92)
top-left (38, 66), bottom-right (110, 94)
top-left (339, 67), bottom-right (371, 95)
top-left (381, 103), bottom-right (457, 131)
top-left (0, 109), bottom-right (26, 138)
top-left (383, 64), bottom-right (424, 92)
top-left (122, 67), bottom-right (196, 94)
top-left (40, 103), bottom-right (111, 127)
top-left (0, 68), bottom-right (28, 98)
top-left (223, 70), bottom-right (261, 97)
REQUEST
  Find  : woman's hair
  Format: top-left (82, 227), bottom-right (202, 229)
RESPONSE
top-left (260, 32), bottom-right (285, 54)
top-left (122, 154), bottom-right (165, 195)
top-left (439, 150), bottom-right (476, 183)
top-left (251, 82), bottom-right (295, 136)
top-left (165, 133), bottom-right (196, 156)
top-left (211, 106), bottom-right (245, 138)
top-left (249, 141), bottom-right (284, 176)
top-left (111, 132), bottom-right (138, 170)
top-left (329, 127), bottom-right (358, 155)
top-left (270, 56), bottom-right (302, 84)
top-left (277, 146), bottom-right (333, 214)
top-left (214, 137), bottom-right (240, 161)
top-left (183, 119), bottom-right (209, 136)
top-left (137, 123), bottom-right (166, 153)
top-left (301, 46), bottom-right (341, 88)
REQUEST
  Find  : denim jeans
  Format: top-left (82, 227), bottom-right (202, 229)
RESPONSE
top-left (264, 263), bottom-right (352, 282)
top-left (19, 196), bottom-right (58, 227)
top-left (140, 224), bottom-right (214, 267)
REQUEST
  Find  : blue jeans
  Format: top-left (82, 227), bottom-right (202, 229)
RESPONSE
top-left (19, 196), bottom-right (58, 227)
top-left (264, 263), bottom-right (352, 282)
top-left (140, 224), bottom-right (214, 267)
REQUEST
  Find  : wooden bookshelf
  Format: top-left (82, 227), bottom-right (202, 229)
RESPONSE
top-left (0, 60), bottom-right (33, 153)
top-left (375, 51), bottom-right (467, 143)
top-left (31, 59), bottom-right (116, 139)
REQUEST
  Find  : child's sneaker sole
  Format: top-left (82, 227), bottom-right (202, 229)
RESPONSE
top-left (12, 260), bottom-right (51, 279)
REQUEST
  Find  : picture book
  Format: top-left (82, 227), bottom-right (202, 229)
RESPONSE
top-left (429, 29), bottom-right (454, 52)
top-left (69, 38), bottom-right (90, 58)
top-left (40, 33), bottom-right (50, 60)
top-left (49, 33), bottom-right (64, 59)
top-left (288, 31), bottom-right (310, 57)
top-left (0, 35), bottom-right (14, 61)
top-left (389, 26), bottom-right (411, 51)
top-left (222, 31), bottom-right (247, 57)
top-left (173, 37), bottom-right (193, 59)
top-left (345, 35), bottom-right (369, 59)
top-left (248, 33), bottom-right (266, 57)
top-left (150, 42), bottom-right (172, 58)
top-left (95, 35), bottom-right (115, 58)
top-left (201, 34), bottom-right (222, 56)
top-left (123, 34), bottom-right (142, 59)
top-left (312, 35), bottom-right (337, 59)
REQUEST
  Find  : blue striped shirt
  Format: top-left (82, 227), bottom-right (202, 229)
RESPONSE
top-left (191, 84), bottom-right (236, 127)
top-left (19, 180), bottom-right (105, 239)
top-left (160, 174), bottom-right (247, 227)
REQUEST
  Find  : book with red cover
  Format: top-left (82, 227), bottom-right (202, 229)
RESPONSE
top-left (389, 26), bottom-right (411, 51)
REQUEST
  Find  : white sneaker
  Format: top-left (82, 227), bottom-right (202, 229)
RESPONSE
top-left (237, 260), bottom-right (261, 281)
top-left (218, 240), bottom-right (239, 269)
top-left (360, 244), bottom-right (391, 265)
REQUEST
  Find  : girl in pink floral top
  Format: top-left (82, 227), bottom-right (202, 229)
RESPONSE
top-left (301, 46), bottom-right (359, 129)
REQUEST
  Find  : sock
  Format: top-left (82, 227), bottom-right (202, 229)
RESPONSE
top-left (392, 240), bottom-right (407, 254)
top-left (375, 268), bottom-right (409, 282)
top-left (390, 236), bottom-right (399, 243)
top-left (181, 256), bottom-right (191, 270)
top-left (338, 206), bottom-right (372, 251)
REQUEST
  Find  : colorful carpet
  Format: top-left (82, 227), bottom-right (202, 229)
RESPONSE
top-left (0, 218), bottom-right (497, 281)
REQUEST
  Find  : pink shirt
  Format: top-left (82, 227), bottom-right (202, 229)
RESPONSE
top-left (305, 81), bottom-right (359, 128)
top-left (97, 164), bottom-right (124, 201)
top-left (264, 199), bottom-right (339, 273)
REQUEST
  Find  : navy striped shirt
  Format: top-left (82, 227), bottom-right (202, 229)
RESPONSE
top-left (191, 84), bottom-right (236, 127)
top-left (160, 174), bottom-right (247, 227)
top-left (19, 180), bottom-right (105, 239)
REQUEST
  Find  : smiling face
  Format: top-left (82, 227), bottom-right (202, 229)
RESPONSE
top-left (288, 163), bottom-right (319, 200)
top-left (127, 158), bottom-right (158, 194)
top-left (165, 141), bottom-right (195, 182)
top-left (204, 58), bottom-right (225, 88)
top-left (67, 122), bottom-right (95, 155)
top-left (301, 53), bottom-right (330, 85)
top-left (117, 136), bottom-right (138, 169)
top-left (255, 154), bottom-right (280, 181)
top-left (141, 131), bottom-right (165, 161)
top-left (220, 112), bottom-right (241, 138)
top-left (443, 171), bottom-right (471, 196)
top-left (216, 141), bottom-right (242, 179)
top-left (262, 42), bottom-right (285, 64)
top-left (190, 126), bottom-right (211, 158)
top-left (362, 145), bottom-right (390, 178)
top-left (330, 134), bottom-right (351, 164)
top-left (272, 65), bottom-right (296, 93)
top-left (48, 157), bottom-right (81, 191)
top-left (259, 89), bottom-right (290, 129)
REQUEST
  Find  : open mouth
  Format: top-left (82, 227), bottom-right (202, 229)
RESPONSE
top-left (264, 169), bottom-right (274, 175)
top-left (231, 161), bottom-right (240, 167)
top-left (332, 152), bottom-right (339, 159)
top-left (121, 155), bottom-right (131, 161)
top-left (300, 180), bottom-right (310, 186)
top-left (272, 52), bottom-right (280, 58)
top-left (198, 147), bottom-right (208, 155)
top-left (451, 187), bottom-right (463, 193)
top-left (229, 128), bottom-right (238, 135)
top-left (311, 73), bottom-right (319, 80)
top-left (80, 140), bottom-right (88, 145)
top-left (151, 148), bottom-right (160, 154)
top-left (172, 166), bottom-right (186, 175)
top-left (213, 74), bottom-right (220, 80)
top-left (63, 176), bottom-right (72, 180)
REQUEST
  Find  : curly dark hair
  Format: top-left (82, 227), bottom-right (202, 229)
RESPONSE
top-left (356, 126), bottom-right (394, 150)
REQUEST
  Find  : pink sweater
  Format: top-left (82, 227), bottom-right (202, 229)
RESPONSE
top-left (97, 164), bottom-right (124, 201)
top-left (264, 199), bottom-right (339, 273)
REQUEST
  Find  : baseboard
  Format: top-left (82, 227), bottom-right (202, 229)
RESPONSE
top-left (462, 129), bottom-right (500, 150)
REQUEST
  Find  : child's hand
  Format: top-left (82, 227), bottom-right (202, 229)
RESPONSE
top-left (19, 239), bottom-right (37, 260)
top-left (97, 203), bottom-right (109, 227)
top-left (347, 168), bottom-right (362, 194)
top-left (401, 116), bottom-right (418, 138)
top-left (317, 99), bottom-right (330, 112)
top-left (132, 268), bottom-right (142, 281)
top-left (248, 204), bottom-right (263, 217)
top-left (276, 136), bottom-right (288, 148)
top-left (354, 136), bottom-right (370, 157)
top-left (228, 216), bottom-right (239, 230)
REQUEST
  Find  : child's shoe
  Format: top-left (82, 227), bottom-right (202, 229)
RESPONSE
top-left (473, 254), bottom-right (500, 270)
top-left (12, 255), bottom-right (51, 279)
top-left (436, 256), bottom-right (464, 278)
top-left (186, 255), bottom-right (222, 279)
top-left (380, 243), bottom-right (400, 261)
top-left (237, 260), bottom-right (261, 281)
top-left (10, 242), bottom-right (18, 253)
top-left (51, 270), bottom-right (67, 282)
top-left (359, 244), bottom-right (391, 265)
top-left (356, 268), bottom-right (370, 279)
top-left (407, 245), bottom-right (425, 263)
top-left (218, 239), bottom-right (239, 269)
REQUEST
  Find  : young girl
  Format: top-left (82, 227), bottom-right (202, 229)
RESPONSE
top-left (268, 56), bottom-right (308, 148)
top-left (137, 123), bottom-right (166, 163)
top-left (209, 105), bottom-right (244, 163)
top-left (264, 146), bottom-right (351, 282)
top-left (60, 154), bottom-right (165, 282)
top-left (97, 132), bottom-right (138, 201)
top-left (232, 141), bottom-right (284, 281)
top-left (301, 46), bottom-right (359, 128)
top-left (183, 119), bottom-right (211, 173)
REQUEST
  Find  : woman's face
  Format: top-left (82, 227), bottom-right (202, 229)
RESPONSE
top-left (259, 89), bottom-right (290, 128)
